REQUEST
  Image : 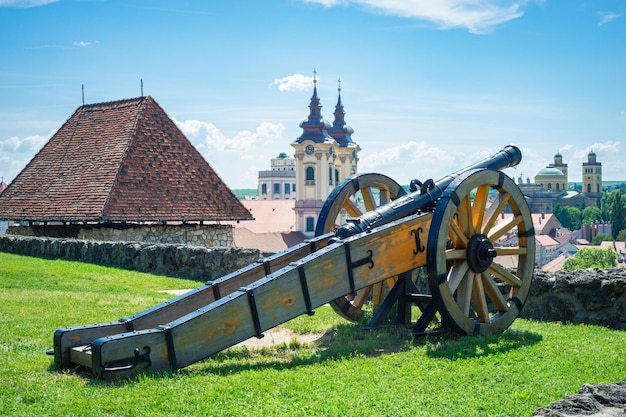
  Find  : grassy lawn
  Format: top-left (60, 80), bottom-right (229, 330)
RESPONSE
top-left (1, 252), bottom-right (625, 416)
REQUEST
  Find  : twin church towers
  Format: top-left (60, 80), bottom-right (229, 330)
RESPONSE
top-left (292, 74), bottom-right (361, 235)
top-left (257, 73), bottom-right (360, 236)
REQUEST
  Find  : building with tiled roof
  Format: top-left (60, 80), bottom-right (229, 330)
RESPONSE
top-left (0, 96), bottom-right (252, 246)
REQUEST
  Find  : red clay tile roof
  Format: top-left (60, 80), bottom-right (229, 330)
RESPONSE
top-left (0, 96), bottom-right (253, 223)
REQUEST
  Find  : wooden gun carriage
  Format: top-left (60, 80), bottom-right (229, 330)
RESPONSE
top-left (51, 145), bottom-right (534, 379)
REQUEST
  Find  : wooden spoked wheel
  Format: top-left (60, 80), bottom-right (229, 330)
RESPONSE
top-left (316, 173), bottom-right (407, 322)
top-left (427, 169), bottom-right (535, 336)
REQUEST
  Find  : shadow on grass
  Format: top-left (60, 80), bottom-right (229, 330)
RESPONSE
top-left (424, 329), bottom-right (543, 360)
top-left (51, 324), bottom-right (543, 385)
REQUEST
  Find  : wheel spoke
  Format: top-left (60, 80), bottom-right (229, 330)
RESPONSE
top-left (458, 196), bottom-right (475, 236)
top-left (488, 262), bottom-right (522, 288)
top-left (379, 189), bottom-right (391, 205)
top-left (472, 184), bottom-right (490, 232)
top-left (343, 198), bottom-right (363, 217)
top-left (471, 274), bottom-right (489, 323)
top-left (447, 260), bottom-right (469, 293)
top-left (449, 219), bottom-right (469, 247)
top-left (481, 272), bottom-right (509, 313)
top-left (488, 214), bottom-right (523, 242)
top-left (495, 247), bottom-right (527, 256)
top-left (362, 187), bottom-right (377, 212)
top-left (456, 271), bottom-right (474, 317)
top-left (445, 248), bottom-right (466, 260)
top-left (353, 286), bottom-right (372, 308)
top-left (481, 192), bottom-right (510, 235)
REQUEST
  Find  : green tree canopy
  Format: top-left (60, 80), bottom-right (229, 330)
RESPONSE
top-left (591, 233), bottom-right (612, 245)
top-left (553, 204), bottom-right (581, 230)
top-left (582, 206), bottom-right (602, 225)
top-left (610, 191), bottom-right (625, 240)
top-left (562, 247), bottom-right (618, 270)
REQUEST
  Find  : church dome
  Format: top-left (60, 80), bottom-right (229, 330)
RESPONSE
top-left (536, 167), bottom-right (566, 178)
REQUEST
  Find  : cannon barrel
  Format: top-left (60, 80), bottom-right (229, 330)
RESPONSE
top-left (333, 144), bottom-right (522, 239)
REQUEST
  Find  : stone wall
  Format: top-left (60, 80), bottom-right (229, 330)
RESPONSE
top-left (522, 268), bottom-right (626, 330)
top-left (7, 223), bottom-right (234, 247)
top-left (0, 235), bottom-right (625, 329)
top-left (0, 235), bottom-right (270, 282)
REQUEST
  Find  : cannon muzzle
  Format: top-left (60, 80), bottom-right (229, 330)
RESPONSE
top-left (333, 144), bottom-right (522, 239)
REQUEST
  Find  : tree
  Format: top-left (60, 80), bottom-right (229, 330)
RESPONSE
top-left (591, 233), bottom-right (612, 245)
top-left (562, 247), bottom-right (618, 270)
top-left (610, 191), bottom-right (626, 240)
top-left (553, 204), bottom-right (581, 230)
top-left (582, 206), bottom-right (602, 225)
top-left (617, 229), bottom-right (626, 242)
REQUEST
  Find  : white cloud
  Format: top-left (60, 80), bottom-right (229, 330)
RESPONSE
top-left (172, 118), bottom-right (288, 188)
top-left (572, 140), bottom-right (621, 160)
top-left (0, 0), bottom-right (58, 7)
top-left (269, 74), bottom-right (315, 92)
top-left (73, 41), bottom-right (99, 47)
top-left (174, 119), bottom-right (285, 153)
top-left (302, 0), bottom-right (541, 34)
top-left (0, 134), bottom-right (47, 153)
top-left (0, 134), bottom-right (49, 184)
top-left (359, 140), bottom-right (460, 184)
top-left (598, 12), bottom-right (624, 27)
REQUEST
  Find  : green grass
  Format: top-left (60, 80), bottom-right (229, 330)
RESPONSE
top-left (1, 252), bottom-right (625, 416)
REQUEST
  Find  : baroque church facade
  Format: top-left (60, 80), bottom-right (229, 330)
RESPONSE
top-left (291, 77), bottom-right (360, 236)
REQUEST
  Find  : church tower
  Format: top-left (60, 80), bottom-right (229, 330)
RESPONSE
top-left (582, 150), bottom-right (602, 196)
top-left (549, 151), bottom-right (568, 180)
top-left (292, 74), bottom-right (360, 237)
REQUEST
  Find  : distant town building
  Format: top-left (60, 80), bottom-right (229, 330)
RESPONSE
top-left (292, 76), bottom-right (360, 236)
top-left (257, 152), bottom-right (296, 200)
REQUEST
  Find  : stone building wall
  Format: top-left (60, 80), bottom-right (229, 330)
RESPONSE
top-left (7, 223), bottom-right (234, 247)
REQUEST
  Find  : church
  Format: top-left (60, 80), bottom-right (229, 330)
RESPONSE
top-left (291, 76), bottom-right (360, 236)
top-left (517, 150), bottom-right (603, 213)
top-left (253, 75), bottom-right (360, 238)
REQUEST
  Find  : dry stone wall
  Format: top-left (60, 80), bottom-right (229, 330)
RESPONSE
top-left (0, 235), bottom-right (271, 282)
top-left (522, 268), bottom-right (626, 330)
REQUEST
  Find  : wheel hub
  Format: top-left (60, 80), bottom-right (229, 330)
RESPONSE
top-left (466, 234), bottom-right (496, 273)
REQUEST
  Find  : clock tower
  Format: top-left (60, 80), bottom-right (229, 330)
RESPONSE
top-left (292, 74), bottom-right (360, 236)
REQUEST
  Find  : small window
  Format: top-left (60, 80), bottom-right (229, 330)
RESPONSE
top-left (306, 217), bottom-right (315, 232)
top-left (273, 183), bottom-right (280, 194)
top-left (261, 184), bottom-right (267, 194)
top-left (306, 167), bottom-right (315, 181)
top-left (285, 183), bottom-right (290, 194)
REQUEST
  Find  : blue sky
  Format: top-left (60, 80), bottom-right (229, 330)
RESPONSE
top-left (1, 0), bottom-right (624, 189)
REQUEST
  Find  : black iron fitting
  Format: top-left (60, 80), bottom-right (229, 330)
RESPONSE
top-left (101, 346), bottom-right (151, 373)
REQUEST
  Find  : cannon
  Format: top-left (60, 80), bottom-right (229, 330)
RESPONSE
top-left (50, 145), bottom-right (534, 379)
